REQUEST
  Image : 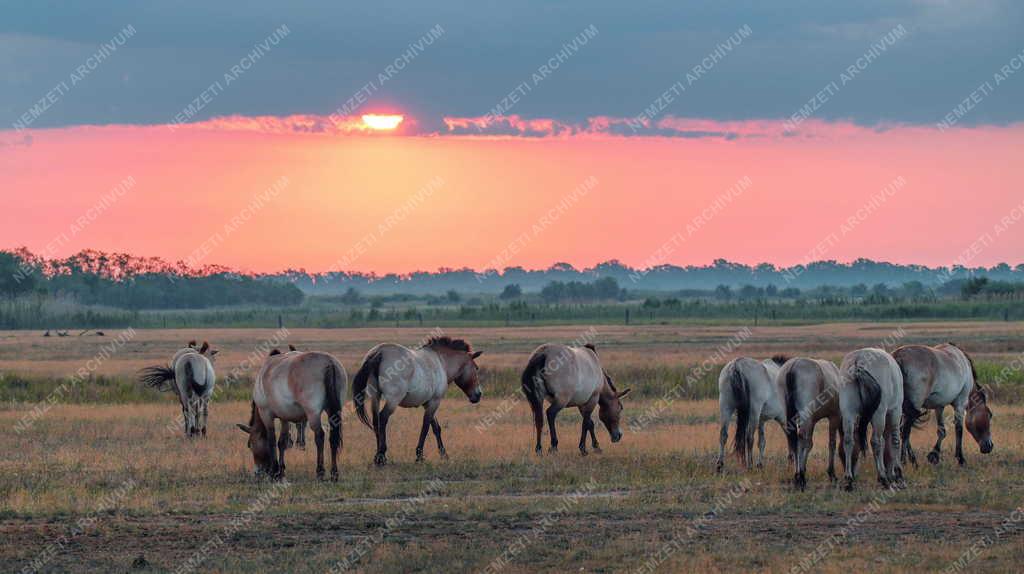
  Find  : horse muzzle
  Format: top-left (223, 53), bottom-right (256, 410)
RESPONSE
top-left (469, 391), bottom-right (481, 404)
top-left (980, 439), bottom-right (993, 454)
top-left (611, 429), bottom-right (623, 443)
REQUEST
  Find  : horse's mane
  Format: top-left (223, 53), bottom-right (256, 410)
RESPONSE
top-left (424, 335), bottom-right (472, 353)
top-left (947, 342), bottom-right (979, 383)
top-left (770, 354), bottom-right (790, 366)
top-left (268, 349), bottom-right (282, 356)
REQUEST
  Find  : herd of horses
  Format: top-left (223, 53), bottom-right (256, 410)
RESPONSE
top-left (718, 342), bottom-right (994, 490)
top-left (139, 336), bottom-right (992, 491)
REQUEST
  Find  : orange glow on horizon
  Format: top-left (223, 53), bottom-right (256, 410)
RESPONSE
top-left (361, 114), bottom-right (403, 130)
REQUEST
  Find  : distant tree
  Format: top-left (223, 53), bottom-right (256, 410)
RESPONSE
top-left (446, 289), bottom-right (461, 303)
top-left (0, 251), bottom-right (40, 300)
top-left (642, 297), bottom-right (661, 309)
top-left (738, 285), bottom-right (761, 300)
top-left (961, 277), bottom-right (989, 299)
top-left (780, 287), bottom-right (801, 298)
top-left (499, 284), bottom-right (523, 300)
top-left (340, 287), bottom-right (362, 305)
top-left (765, 284), bottom-right (778, 297)
top-left (714, 285), bottom-right (733, 300)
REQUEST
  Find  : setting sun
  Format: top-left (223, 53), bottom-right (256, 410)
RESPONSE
top-left (361, 114), bottom-right (403, 130)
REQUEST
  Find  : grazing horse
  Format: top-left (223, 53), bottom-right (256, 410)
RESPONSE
top-left (777, 357), bottom-right (845, 489)
top-left (236, 350), bottom-right (347, 480)
top-left (838, 348), bottom-right (904, 490)
top-left (716, 356), bottom-right (788, 472)
top-left (139, 340), bottom-right (218, 437)
top-left (352, 336), bottom-right (483, 465)
top-left (894, 343), bottom-right (993, 467)
top-left (520, 343), bottom-right (630, 456)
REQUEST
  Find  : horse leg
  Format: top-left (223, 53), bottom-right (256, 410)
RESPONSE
top-left (277, 422), bottom-right (291, 476)
top-left (265, 420), bottom-right (280, 479)
top-left (328, 410), bottom-right (341, 481)
top-left (756, 420), bottom-right (767, 469)
top-left (578, 405), bottom-right (596, 457)
top-left (928, 406), bottom-right (946, 465)
top-left (745, 403), bottom-right (762, 469)
top-left (827, 418), bottom-right (838, 483)
top-left (887, 408), bottom-right (904, 486)
top-left (296, 420), bottom-right (307, 451)
top-left (430, 418), bottom-right (448, 460)
top-left (530, 397), bottom-right (545, 455)
top-left (374, 401), bottom-right (396, 466)
top-left (588, 420), bottom-right (601, 453)
top-left (795, 424), bottom-right (813, 491)
top-left (901, 414), bottom-right (917, 468)
top-left (842, 414), bottom-right (857, 491)
top-left (953, 404), bottom-right (966, 467)
top-left (546, 404), bottom-right (563, 453)
top-left (308, 414), bottom-right (325, 480)
top-left (416, 409), bottom-right (432, 462)
top-left (870, 411), bottom-right (888, 488)
top-left (202, 398), bottom-right (210, 437)
top-left (716, 403), bottom-right (732, 473)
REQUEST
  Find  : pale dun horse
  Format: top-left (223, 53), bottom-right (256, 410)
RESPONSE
top-left (778, 357), bottom-right (845, 489)
top-left (353, 336), bottom-right (483, 465)
top-left (894, 343), bottom-right (993, 467)
top-left (236, 349), bottom-right (346, 480)
top-left (716, 356), bottom-right (788, 472)
top-left (520, 343), bottom-right (630, 455)
top-left (838, 348), bottom-right (904, 490)
top-left (140, 340), bottom-right (218, 437)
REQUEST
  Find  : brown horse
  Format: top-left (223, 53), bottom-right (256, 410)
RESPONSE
top-left (236, 350), bottom-right (347, 480)
top-left (894, 343), bottom-right (993, 467)
top-left (352, 336), bottom-right (482, 465)
top-left (521, 343), bottom-right (630, 455)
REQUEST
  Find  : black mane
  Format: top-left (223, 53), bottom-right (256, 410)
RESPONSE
top-left (425, 335), bottom-right (472, 353)
top-left (770, 354), bottom-right (790, 366)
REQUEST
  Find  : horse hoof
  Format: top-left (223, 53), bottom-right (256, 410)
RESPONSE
top-left (316, 471), bottom-right (325, 481)
top-left (844, 479), bottom-right (855, 492)
top-left (579, 449), bottom-right (588, 457)
top-left (548, 446), bottom-right (558, 454)
top-left (373, 454), bottom-right (387, 466)
top-left (755, 462), bottom-right (764, 470)
top-left (592, 447), bottom-right (602, 454)
top-left (535, 447), bottom-right (543, 456)
top-left (927, 451), bottom-right (940, 465)
top-left (957, 457), bottom-right (966, 467)
top-left (330, 471), bottom-right (339, 482)
top-left (439, 451), bottom-right (449, 461)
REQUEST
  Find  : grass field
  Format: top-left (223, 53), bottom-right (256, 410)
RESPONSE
top-left (2, 323), bottom-right (1023, 572)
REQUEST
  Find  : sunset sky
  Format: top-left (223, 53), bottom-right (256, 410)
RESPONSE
top-left (3, 2), bottom-right (1023, 274)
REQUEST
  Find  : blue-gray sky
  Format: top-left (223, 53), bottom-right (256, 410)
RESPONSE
top-left (2, 0), bottom-right (1022, 129)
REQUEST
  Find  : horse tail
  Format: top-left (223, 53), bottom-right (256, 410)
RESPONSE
top-left (352, 350), bottom-right (383, 430)
top-left (730, 364), bottom-right (751, 459)
top-left (184, 361), bottom-right (204, 396)
top-left (139, 365), bottom-right (176, 392)
top-left (324, 360), bottom-right (343, 417)
top-left (896, 358), bottom-right (929, 429)
top-left (521, 351), bottom-right (547, 418)
top-left (854, 364), bottom-right (883, 452)
top-left (784, 366), bottom-right (800, 454)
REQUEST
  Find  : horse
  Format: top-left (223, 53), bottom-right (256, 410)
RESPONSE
top-left (893, 343), bottom-right (993, 467)
top-left (777, 356), bottom-right (845, 489)
top-left (838, 348), bottom-right (904, 490)
top-left (139, 340), bottom-right (218, 437)
top-left (235, 349), bottom-right (346, 480)
top-left (520, 343), bottom-right (631, 456)
top-left (352, 336), bottom-right (482, 465)
top-left (716, 355), bottom-right (788, 472)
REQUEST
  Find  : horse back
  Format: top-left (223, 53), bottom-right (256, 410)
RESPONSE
top-left (532, 344), bottom-right (602, 406)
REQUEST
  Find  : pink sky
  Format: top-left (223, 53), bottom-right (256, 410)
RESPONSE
top-left (2, 116), bottom-right (1022, 274)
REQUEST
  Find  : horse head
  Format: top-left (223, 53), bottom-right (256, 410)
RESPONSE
top-left (598, 372), bottom-right (631, 443)
top-left (236, 402), bottom-right (278, 477)
top-left (966, 386), bottom-right (994, 454)
top-left (454, 350), bottom-right (484, 404)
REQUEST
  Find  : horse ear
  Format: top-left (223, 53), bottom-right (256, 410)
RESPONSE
top-left (199, 341), bottom-right (210, 354)
top-left (236, 423), bottom-right (251, 433)
top-left (289, 344), bottom-right (297, 352)
top-left (188, 340), bottom-right (196, 348)
top-left (471, 351), bottom-right (483, 359)
top-left (617, 388), bottom-right (632, 399)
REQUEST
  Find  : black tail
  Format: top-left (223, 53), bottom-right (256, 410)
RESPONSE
top-left (139, 365), bottom-right (176, 392)
top-left (521, 352), bottom-right (547, 413)
top-left (854, 365), bottom-right (883, 452)
top-left (184, 361), bottom-right (206, 395)
top-left (730, 365), bottom-right (751, 458)
top-left (352, 350), bottom-right (383, 430)
top-left (324, 360), bottom-right (343, 450)
top-left (784, 367), bottom-right (800, 454)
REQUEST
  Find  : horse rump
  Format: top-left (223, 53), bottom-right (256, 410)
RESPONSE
top-left (729, 365), bottom-right (751, 459)
top-left (139, 365), bottom-right (176, 392)
top-left (853, 366), bottom-right (883, 451)
top-left (352, 350), bottom-right (383, 429)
